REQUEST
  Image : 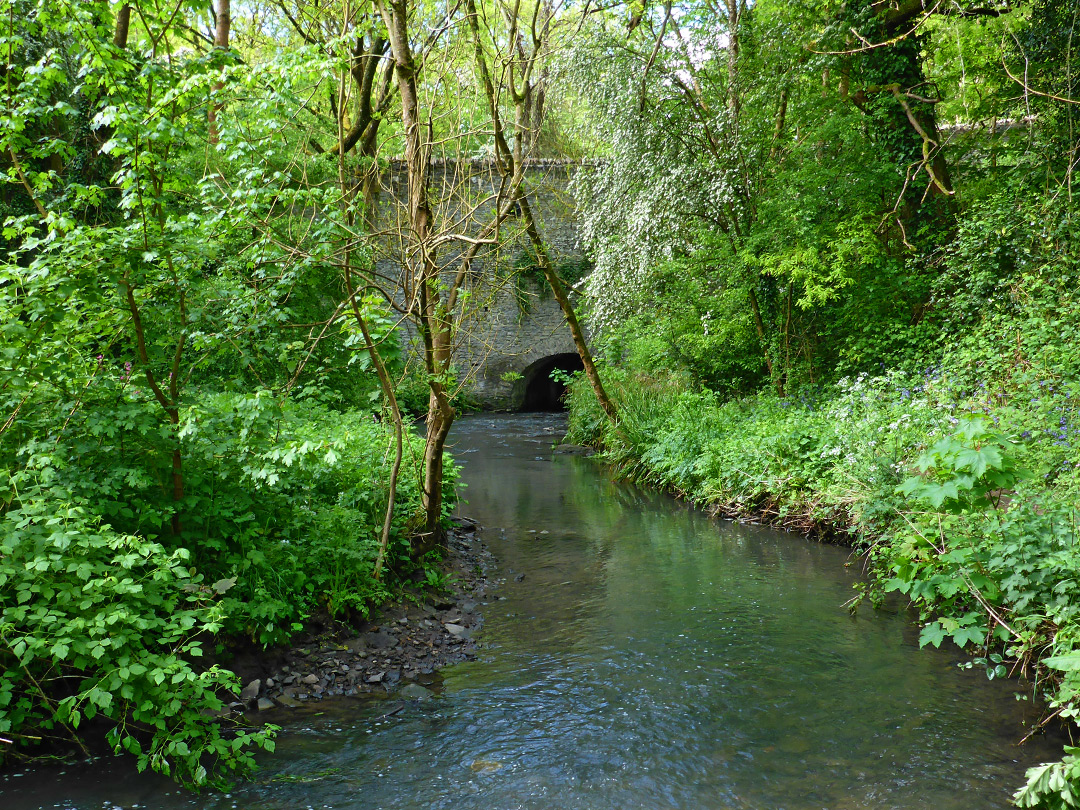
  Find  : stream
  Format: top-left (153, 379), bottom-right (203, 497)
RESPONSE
top-left (1, 412), bottom-right (1065, 809)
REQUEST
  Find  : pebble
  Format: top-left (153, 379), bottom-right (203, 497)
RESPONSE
top-left (240, 679), bottom-right (260, 702)
top-left (470, 759), bottom-right (503, 774)
top-left (365, 631), bottom-right (399, 649)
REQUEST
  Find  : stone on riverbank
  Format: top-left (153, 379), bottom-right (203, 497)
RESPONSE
top-left (240, 679), bottom-right (261, 702)
top-left (398, 683), bottom-right (434, 700)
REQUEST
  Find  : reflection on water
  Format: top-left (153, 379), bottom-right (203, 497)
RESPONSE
top-left (1, 413), bottom-right (1062, 809)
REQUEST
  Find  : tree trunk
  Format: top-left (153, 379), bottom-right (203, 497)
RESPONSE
top-left (463, 0), bottom-right (618, 426)
top-left (113, 4), bottom-right (131, 48)
top-left (770, 85), bottom-right (788, 160)
top-left (122, 274), bottom-right (186, 535)
top-left (417, 308), bottom-right (454, 554)
top-left (748, 286), bottom-right (782, 396)
top-left (378, 0), bottom-right (448, 551)
top-left (208, 0), bottom-right (231, 145)
top-left (418, 387), bottom-right (451, 554)
top-left (169, 413), bottom-right (184, 536)
top-left (519, 198), bottom-right (619, 424)
top-left (349, 286), bottom-right (405, 577)
top-left (336, 58), bottom-right (405, 581)
top-left (725, 0), bottom-right (740, 119)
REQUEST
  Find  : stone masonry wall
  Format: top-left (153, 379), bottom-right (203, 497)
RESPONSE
top-left (372, 159), bottom-right (589, 410)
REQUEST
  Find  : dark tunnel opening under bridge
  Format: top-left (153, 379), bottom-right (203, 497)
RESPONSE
top-left (515, 353), bottom-right (584, 411)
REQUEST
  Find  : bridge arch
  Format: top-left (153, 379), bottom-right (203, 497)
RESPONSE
top-left (513, 352), bottom-right (585, 411)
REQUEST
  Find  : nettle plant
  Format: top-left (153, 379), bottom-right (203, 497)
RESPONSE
top-left (878, 417), bottom-right (1027, 650)
top-left (897, 417), bottom-right (1026, 514)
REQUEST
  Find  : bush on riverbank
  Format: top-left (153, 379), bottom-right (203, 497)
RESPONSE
top-left (1, 13), bottom-right (459, 782)
top-left (567, 132), bottom-right (1080, 798)
top-left (0, 502), bottom-right (276, 786)
top-left (0, 387), bottom-right (453, 786)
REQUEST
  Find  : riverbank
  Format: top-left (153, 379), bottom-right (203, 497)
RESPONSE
top-left (565, 367), bottom-right (1080, 804)
top-left (220, 522), bottom-right (497, 711)
top-left (0, 521), bottom-right (497, 790)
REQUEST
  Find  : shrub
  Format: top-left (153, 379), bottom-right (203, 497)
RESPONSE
top-left (0, 488), bottom-right (276, 787)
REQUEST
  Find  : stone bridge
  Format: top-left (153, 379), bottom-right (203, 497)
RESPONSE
top-left (374, 159), bottom-right (589, 410)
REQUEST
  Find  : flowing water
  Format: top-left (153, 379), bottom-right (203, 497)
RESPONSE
top-left (1, 413), bottom-right (1065, 809)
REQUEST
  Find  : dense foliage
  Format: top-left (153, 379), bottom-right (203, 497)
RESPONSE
top-left (0, 0), bottom-right (460, 786)
top-left (561, 0), bottom-right (1080, 805)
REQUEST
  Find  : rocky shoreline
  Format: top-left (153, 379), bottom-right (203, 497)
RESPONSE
top-left (226, 519), bottom-right (497, 711)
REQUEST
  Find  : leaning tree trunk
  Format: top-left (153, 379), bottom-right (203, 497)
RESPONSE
top-left (336, 60), bottom-right (406, 580)
top-left (463, 0), bottom-right (619, 426)
top-left (518, 197), bottom-right (619, 424)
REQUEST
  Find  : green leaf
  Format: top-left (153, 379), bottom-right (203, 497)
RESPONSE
top-left (919, 622), bottom-right (947, 649)
top-left (211, 577), bottom-right (236, 595)
top-left (1043, 652), bottom-right (1080, 672)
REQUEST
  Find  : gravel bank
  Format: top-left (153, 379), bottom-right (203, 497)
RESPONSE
top-left (227, 521), bottom-right (496, 711)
